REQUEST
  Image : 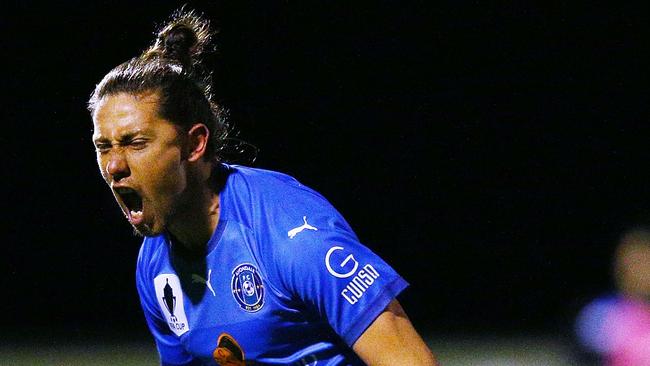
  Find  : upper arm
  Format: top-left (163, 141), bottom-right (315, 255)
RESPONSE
top-left (258, 180), bottom-right (417, 356)
top-left (353, 300), bottom-right (437, 366)
top-left (269, 204), bottom-right (409, 345)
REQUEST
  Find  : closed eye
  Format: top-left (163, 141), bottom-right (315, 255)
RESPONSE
top-left (95, 143), bottom-right (111, 153)
top-left (129, 138), bottom-right (149, 150)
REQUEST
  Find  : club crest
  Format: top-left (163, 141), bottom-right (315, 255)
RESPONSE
top-left (231, 263), bottom-right (265, 312)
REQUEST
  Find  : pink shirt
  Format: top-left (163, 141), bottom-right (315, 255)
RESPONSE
top-left (577, 296), bottom-right (650, 366)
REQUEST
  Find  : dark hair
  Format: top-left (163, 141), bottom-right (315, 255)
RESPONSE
top-left (88, 9), bottom-right (229, 162)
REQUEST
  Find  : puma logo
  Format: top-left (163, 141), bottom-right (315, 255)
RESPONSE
top-left (288, 216), bottom-right (318, 239)
top-left (192, 269), bottom-right (216, 297)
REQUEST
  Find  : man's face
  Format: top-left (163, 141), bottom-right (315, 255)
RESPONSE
top-left (92, 92), bottom-right (187, 236)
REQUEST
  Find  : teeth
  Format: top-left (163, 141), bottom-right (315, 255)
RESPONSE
top-left (130, 210), bottom-right (143, 217)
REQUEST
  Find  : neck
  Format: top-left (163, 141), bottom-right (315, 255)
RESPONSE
top-left (167, 165), bottom-right (222, 253)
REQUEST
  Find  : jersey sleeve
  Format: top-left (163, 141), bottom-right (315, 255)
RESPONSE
top-left (264, 186), bottom-right (409, 346)
top-left (136, 242), bottom-right (198, 366)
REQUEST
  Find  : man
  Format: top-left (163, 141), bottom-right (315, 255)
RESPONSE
top-left (90, 10), bottom-right (436, 366)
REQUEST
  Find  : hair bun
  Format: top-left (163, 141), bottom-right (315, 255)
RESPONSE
top-left (161, 24), bottom-right (198, 65)
top-left (144, 9), bottom-right (213, 68)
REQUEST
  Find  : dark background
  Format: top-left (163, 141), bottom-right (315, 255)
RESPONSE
top-left (1, 1), bottom-right (647, 343)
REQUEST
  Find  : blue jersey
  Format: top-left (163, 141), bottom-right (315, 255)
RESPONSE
top-left (136, 165), bottom-right (409, 366)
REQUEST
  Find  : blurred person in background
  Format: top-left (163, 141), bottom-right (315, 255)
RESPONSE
top-left (575, 227), bottom-right (650, 365)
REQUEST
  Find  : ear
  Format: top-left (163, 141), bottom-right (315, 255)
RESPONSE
top-left (186, 123), bottom-right (210, 162)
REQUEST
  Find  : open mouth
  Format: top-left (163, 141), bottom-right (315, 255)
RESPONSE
top-left (114, 187), bottom-right (144, 224)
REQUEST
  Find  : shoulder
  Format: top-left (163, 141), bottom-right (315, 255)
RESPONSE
top-left (223, 164), bottom-right (341, 229)
top-left (224, 164), bottom-right (315, 197)
top-left (222, 164), bottom-right (356, 283)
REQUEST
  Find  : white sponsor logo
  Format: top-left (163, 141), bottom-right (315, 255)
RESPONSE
top-left (325, 246), bottom-right (381, 305)
top-left (191, 269), bottom-right (216, 297)
top-left (154, 274), bottom-right (190, 336)
top-left (325, 246), bottom-right (359, 278)
top-left (288, 216), bottom-right (318, 239)
top-left (341, 264), bottom-right (380, 305)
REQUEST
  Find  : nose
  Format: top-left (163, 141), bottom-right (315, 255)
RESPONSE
top-left (106, 152), bottom-right (130, 182)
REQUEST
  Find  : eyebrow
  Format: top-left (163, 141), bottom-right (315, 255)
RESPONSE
top-left (93, 136), bottom-right (109, 145)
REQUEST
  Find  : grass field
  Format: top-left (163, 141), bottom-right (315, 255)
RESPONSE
top-left (0, 335), bottom-right (575, 366)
